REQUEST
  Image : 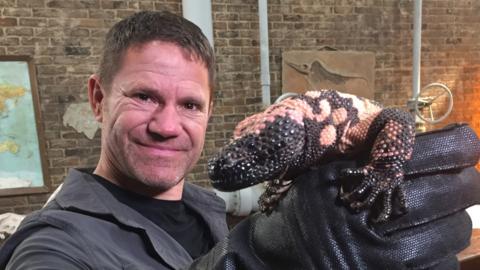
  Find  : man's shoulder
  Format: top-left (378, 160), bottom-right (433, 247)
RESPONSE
top-left (5, 203), bottom-right (101, 247)
top-left (184, 181), bottom-right (217, 196)
top-left (0, 206), bottom-right (92, 269)
top-left (4, 199), bottom-right (128, 248)
top-left (184, 181), bottom-right (226, 209)
top-left (4, 223), bottom-right (91, 268)
top-left (0, 204), bottom-right (165, 269)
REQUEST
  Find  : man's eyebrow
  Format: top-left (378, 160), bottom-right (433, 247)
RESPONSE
top-left (182, 95), bottom-right (207, 104)
top-left (127, 86), bottom-right (158, 94)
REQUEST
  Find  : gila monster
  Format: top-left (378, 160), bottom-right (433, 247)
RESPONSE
top-left (208, 90), bottom-right (415, 222)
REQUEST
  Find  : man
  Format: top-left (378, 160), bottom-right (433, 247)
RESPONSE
top-left (2, 11), bottom-right (225, 269)
top-left (0, 10), bottom-right (479, 270)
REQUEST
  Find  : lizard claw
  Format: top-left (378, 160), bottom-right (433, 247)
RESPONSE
top-left (259, 179), bottom-right (293, 214)
top-left (340, 167), bottom-right (367, 178)
top-left (339, 166), bottom-right (372, 205)
top-left (340, 165), bottom-right (406, 222)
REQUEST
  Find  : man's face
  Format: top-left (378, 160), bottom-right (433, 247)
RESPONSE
top-left (92, 41), bottom-right (211, 196)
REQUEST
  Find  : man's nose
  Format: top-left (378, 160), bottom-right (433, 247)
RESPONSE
top-left (147, 105), bottom-right (182, 138)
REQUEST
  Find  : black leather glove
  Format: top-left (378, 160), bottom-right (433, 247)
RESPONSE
top-left (191, 123), bottom-right (480, 270)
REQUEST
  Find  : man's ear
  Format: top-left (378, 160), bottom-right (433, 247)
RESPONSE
top-left (88, 74), bottom-right (104, 123)
top-left (207, 101), bottom-right (214, 119)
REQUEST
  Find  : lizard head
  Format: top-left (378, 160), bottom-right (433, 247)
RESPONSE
top-left (208, 115), bottom-right (306, 191)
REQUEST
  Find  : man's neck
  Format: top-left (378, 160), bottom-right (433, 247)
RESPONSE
top-left (93, 161), bottom-right (184, 201)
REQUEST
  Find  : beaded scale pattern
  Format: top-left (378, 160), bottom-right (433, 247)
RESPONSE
top-left (208, 90), bottom-right (415, 222)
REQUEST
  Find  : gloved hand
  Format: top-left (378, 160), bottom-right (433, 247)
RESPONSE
top-left (191, 123), bottom-right (480, 270)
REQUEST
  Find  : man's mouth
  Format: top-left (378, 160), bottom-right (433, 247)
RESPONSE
top-left (136, 142), bottom-right (185, 157)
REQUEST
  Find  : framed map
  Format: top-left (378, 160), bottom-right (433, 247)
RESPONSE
top-left (0, 56), bottom-right (49, 196)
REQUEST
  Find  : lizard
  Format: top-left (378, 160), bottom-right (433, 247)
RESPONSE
top-left (208, 89), bottom-right (415, 222)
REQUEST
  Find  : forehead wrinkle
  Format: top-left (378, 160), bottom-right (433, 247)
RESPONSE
top-left (123, 42), bottom-right (200, 74)
top-left (114, 75), bottom-right (208, 105)
top-left (115, 63), bottom-right (208, 95)
top-left (111, 41), bottom-right (210, 107)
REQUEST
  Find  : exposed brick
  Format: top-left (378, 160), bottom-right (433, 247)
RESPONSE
top-left (34, 56), bottom-right (53, 64)
top-left (0, 197), bottom-right (27, 207)
top-left (19, 18), bottom-right (47, 27)
top-left (64, 46), bottom-right (91, 56)
top-left (44, 131), bottom-right (61, 140)
top-left (27, 194), bottom-right (49, 204)
top-left (154, 2), bottom-right (180, 12)
top-left (56, 94), bottom-right (77, 104)
top-left (45, 138), bottom-right (77, 149)
top-left (50, 157), bottom-right (81, 168)
top-left (2, 8), bottom-right (32, 17)
top-left (46, 0), bottom-right (100, 9)
top-left (46, 0), bottom-right (75, 8)
top-left (217, 31), bottom-right (239, 38)
top-left (245, 97), bottom-right (261, 105)
top-left (91, 29), bottom-right (109, 37)
top-left (6, 46), bottom-right (36, 55)
top-left (66, 64), bottom-right (96, 74)
top-left (139, 1), bottom-right (154, 10)
top-left (32, 8), bottom-right (63, 17)
top-left (0, 17), bottom-right (17, 26)
top-left (0, 207), bottom-right (14, 213)
top-left (37, 65), bottom-right (67, 75)
top-left (0, 0), bottom-right (16, 7)
top-left (77, 19), bottom-right (106, 28)
top-left (89, 9), bottom-right (115, 19)
top-left (45, 19), bottom-right (64, 28)
top-left (116, 10), bottom-right (137, 18)
top-left (5, 27), bottom-right (33, 36)
top-left (55, 75), bottom-right (86, 85)
top-left (14, 205), bottom-right (43, 214)
top-left (0, 37), bottom-right (19, 46)
top-left (68, 28), bottom-right (90, 37)
top-left (21, 37), bottom-right (49, 46)
top-left (64, 148), bottom-right (92, 156)
top-left (63, 9), bottom-right (89, 18)
top-left (101, 0), bottom-right (128, 9)
top-left (76, 138), bottom-right (101, 147)
top-left (77, 0), bottom-right (100, 9)
top-left (34, 28), bottom-right (57, 37)
top-left (215, 13), bottom-right (238, 21)
top-left (17, 0), bottom-right (45, 8)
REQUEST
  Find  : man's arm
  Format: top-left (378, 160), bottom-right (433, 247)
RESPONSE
top-left (0, 186), bottom-right (62, 242)
top-left (6, 227), bottom-right (90, 270)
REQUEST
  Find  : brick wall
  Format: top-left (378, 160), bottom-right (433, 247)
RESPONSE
top-left (0, 0), bottom-right (479, 213)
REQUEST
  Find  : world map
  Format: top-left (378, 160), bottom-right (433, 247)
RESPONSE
top-left (0, 61), bottom-right (45, 189)
top-left (0, 84), bottom-right (25, 155)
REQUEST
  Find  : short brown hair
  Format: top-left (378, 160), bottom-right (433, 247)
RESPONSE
top-left (98, 11), bottom-right (215, 100)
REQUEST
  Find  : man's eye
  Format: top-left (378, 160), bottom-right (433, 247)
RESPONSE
top-left (134, 93), bottom-right (152, 102)
top-left (184, 102), bottom-right (199, 111)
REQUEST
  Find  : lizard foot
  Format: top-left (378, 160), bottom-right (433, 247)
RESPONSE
top-left (258, 179), bottom-right (293, 215)
top-left (340, 165), bottom-right (407, 222)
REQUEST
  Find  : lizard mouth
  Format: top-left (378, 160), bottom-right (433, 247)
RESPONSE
top-left (208, 154), bottom-right (284, 191)
top-left (208, 114), bottom-right (307, 191)
top-left (207, 131), bottom-right (290, 191)
top-left (207, 141), bottom-right (276, 191)
top-left (208, 123), bottom-right (306, 191)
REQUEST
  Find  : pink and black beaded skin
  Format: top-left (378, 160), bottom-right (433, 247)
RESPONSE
top-left (209, 90), bottom-right (415, 222)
